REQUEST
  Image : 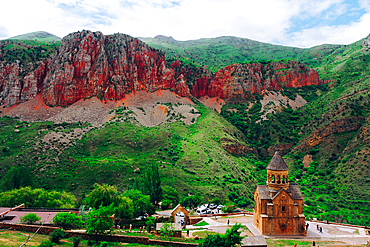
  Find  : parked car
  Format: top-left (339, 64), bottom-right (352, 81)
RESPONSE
top-left (217, 205), bottom-right (224, 209)
top-left (209, 203), bottom-right (217, 209)
top-left (196, 208), bottom-right (209, 215)
top-left (176, 212), bottom-right (185, 217)
top-left (233, 209), bottom-right (242, 213)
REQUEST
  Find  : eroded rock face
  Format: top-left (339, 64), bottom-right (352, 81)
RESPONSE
top-left (190, 61), bottom-right (321, 99)
top-left (220, 137), bottom-right (258, 156)
top-left (0, 30), bottom-right (322, 107)
top-left (42, 31), bottom-right (190, 106)
top-left (267, 143), bottom-right (293, 156)
top-left (294, 117), bottom-right (365, 151)
top-left (0, 61), bottom-right (48, 106)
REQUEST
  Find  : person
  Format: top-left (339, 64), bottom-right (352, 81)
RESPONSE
top-left (313, 240), bottom-right (316, 246)
top-left (320, 226), bottom-right (323, 233)
top-left (294, 243), bottom-right (297, 247)
top-left (317, 224), bottom-right (319, 230)
top-left (306, 223), bottom-right (309, 230)
top-left (187, 229), bottom-right (190, 237)
top-left (227, 219), bottom-right (230, 225)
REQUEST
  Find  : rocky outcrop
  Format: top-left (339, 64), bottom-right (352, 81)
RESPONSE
top-left (362, 34), bottom-right (370, 48)
top-left (0, 61), bottom-right (48, 106)
top-left (220, 137), bottom-right (258, 156)
top-left (267, 143), bottom-right (292, 156)
top-left (42, 31), bottom-right (190, 106)
top-left (294, 117), bottom-right (364, 151)
top-left (0, 30), bottom-right (322, 107)
top-left (190, 61), bottom-right (321, 98)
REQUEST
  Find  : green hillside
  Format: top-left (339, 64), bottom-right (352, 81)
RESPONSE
top-left (0, 102), bottom-right (256, 208)
top-left (7, 31), bottom-right (61, 42)
top-left (140, 35), bottom-right (345, 72)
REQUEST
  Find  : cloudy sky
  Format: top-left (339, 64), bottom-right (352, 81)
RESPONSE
top-left (1, 0), bottom-right (370, 48)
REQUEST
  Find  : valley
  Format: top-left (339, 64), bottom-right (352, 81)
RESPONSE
top-left (0, 30), bottom-right (369, 228)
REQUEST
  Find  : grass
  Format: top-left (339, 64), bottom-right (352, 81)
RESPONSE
top-left (0, 103), bottom-right (256, 205)
top-left (192, 230), bottom-right (217, 238)
top-left (193, 221), bottom-right (209, 226)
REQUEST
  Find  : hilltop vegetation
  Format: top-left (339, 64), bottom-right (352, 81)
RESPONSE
top-left (7, 31), bottom-right (61, 42)
top-left (140, 35), bottom-right (344, 72)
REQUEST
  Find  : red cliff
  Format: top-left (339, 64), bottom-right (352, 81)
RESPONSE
top-left (0, 31), bottom-right (322, 107)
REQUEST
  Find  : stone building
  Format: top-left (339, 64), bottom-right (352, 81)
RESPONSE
top-left (253, 151), bottom-right (306, 235)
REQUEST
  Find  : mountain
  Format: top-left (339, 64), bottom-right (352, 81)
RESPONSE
top-left (0, 30), bottom-right (320, 108)
top-left (7, 31), bottom-right (61, 42)
top-left (140, 35), bottom-right (344, 72)
top-left (0, 30), bottom-right (369, 226)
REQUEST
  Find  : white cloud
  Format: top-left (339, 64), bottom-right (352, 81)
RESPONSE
top-left (1, 0), bottom-right (369, 47)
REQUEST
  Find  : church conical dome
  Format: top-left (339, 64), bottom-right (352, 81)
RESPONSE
top-left (266, 151), bottom-right (289, 171)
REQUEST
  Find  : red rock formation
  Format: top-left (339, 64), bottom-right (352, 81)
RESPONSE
top-left (0, 30), bottom-right (322, 107)
top-left (294, 117), bottom-right (365, 151)
top-left (220, 137), bottom-right (258, 156)
top-left (189, 62), bottom-right (321, 99)
top-left (0, 61), bottom-right (48, 106)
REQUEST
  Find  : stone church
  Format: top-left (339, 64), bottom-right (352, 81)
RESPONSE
top-left (253, 151), bottom-right (306, 235)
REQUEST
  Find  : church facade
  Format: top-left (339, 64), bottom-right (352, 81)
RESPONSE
top-left (253, 151), bottom-right (306, 235)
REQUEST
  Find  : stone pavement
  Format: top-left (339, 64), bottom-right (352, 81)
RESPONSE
top-left (184, 215), bottom-right (370, 245)
top-left (305, 221), bottom-right (370, 245)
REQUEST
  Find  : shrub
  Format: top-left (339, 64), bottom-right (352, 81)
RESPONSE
top-left (146, 216), bottom-right (156, 232)
top-left (38, 241), bottom-right (54, 247)
top-left (72, 237), bottom-right (82, 247)
top-left (50, 228), bottom-right (67, 244)
top-left (20, 213), bottom-right (41, 224)
top-left (53, 212), bottom-right (83, 230)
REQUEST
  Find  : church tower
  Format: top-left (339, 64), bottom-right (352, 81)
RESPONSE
top-left (266, 151), bottom-right (289, 190)
top-left (253, 151), bottom-right (306, 236)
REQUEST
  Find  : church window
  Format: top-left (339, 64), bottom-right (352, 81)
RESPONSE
top-left (277, 175), bottom-right (281, 184)
top-left (282, 205), bottom-right (286, 212)
top-left (272, 175), bottom-right (275, 183)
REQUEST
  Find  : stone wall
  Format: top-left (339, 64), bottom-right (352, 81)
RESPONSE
top-left (0, 222), bottom-right (58, 235)
top-left (0, 222), bottom-right (199, 246)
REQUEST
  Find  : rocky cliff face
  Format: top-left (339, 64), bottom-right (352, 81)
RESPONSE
top-left (294, 116), bottom-right (365, 151)
top-left (189, 61), bottom-right (321, 98)
top-left (0, 30), bottom-right (322, 107)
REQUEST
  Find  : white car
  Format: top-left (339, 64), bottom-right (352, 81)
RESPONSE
top-left (176, 212), bottom-right (185, 217)
top-left (196, 208), bottom-right (209, 215)
top-left (217, 205), bottom-right (224, 209)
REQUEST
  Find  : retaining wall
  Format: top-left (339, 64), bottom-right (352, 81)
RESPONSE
top-left (0, 222), bottom-right (199, 246)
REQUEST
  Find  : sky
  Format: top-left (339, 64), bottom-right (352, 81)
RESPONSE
top-left (1, 0), bottom-right (370, 48)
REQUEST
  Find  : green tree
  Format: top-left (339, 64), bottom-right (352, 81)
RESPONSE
top-left (85, 184), bottom-right (134, 219)
top-left (142, 163), bottom-right (163, 206)
top-left (0, 166), bottom-right (32, 191)
top-left (181, 195), bottom-right (202, 209)
top-left (199, 223), bottom-right (243, 247)
top-left (199, 234), bottom-right (226, 247)
top-left (85, 184), bottom-right (120, 208)
top-left (50, 228), bottom-right (67, 244)
top-left (0, 187), bottom-right (76, 208)
top-left (20, 213), bottom-right (41, 224)
top-left (52, 212), bottom-right (83, 230)
top-left (224, 223), bottom-right (244, 247)
top-left (145, 216), bottom-right (156, 232)
top-left (162, 186), bottom-right (179, 206)
top-left (122, 189), bottom-right (154, 217)
top-left (86, 204), bottom-right (115, 243)
top-left (159, 222), bottom-right (175, 237)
